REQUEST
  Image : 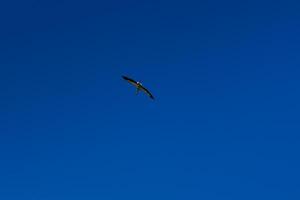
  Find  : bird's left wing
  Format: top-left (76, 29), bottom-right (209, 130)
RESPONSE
top-left (140, 85), bottom-right (155, 100)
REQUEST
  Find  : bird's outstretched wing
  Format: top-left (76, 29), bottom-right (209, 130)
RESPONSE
top-left (122, 76), bottom-right (139, 87)
top-left (140, 85), bottom-right (155, 100)
top-left (122, 75), bottom-right (155, 100)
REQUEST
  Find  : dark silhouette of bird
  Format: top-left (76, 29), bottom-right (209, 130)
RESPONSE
top-left (122, 75), bottom-right (154, 100)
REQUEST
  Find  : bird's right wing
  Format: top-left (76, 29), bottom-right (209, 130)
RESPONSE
top-left (122, 76), bottom-right (139, 87)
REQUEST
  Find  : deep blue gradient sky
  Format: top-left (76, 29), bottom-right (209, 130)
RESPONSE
top-left (1, 0), bottom-right (300, 199)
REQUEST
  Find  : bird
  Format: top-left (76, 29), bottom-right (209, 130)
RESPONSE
top-left (122, 75), bottom-right (155, 100)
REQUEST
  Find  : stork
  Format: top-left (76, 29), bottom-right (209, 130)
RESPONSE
top-left (122, 75), bottom-right (155, 100)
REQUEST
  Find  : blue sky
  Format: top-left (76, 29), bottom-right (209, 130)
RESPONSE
top-left (0, 0), bottom-right (300, 199)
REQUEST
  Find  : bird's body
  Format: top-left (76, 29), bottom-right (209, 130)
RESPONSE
top-left (122, 76), bottom-right (154, 100)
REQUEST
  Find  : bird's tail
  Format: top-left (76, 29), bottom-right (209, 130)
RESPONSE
top-left (136, 87), bottom-right (140, 95)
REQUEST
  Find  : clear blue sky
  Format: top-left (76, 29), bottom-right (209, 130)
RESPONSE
top-left (1, 0), bottom-right (300, 199)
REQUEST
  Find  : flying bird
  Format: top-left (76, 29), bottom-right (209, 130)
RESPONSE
top-left (122, 75), bottom-right (155, 100)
